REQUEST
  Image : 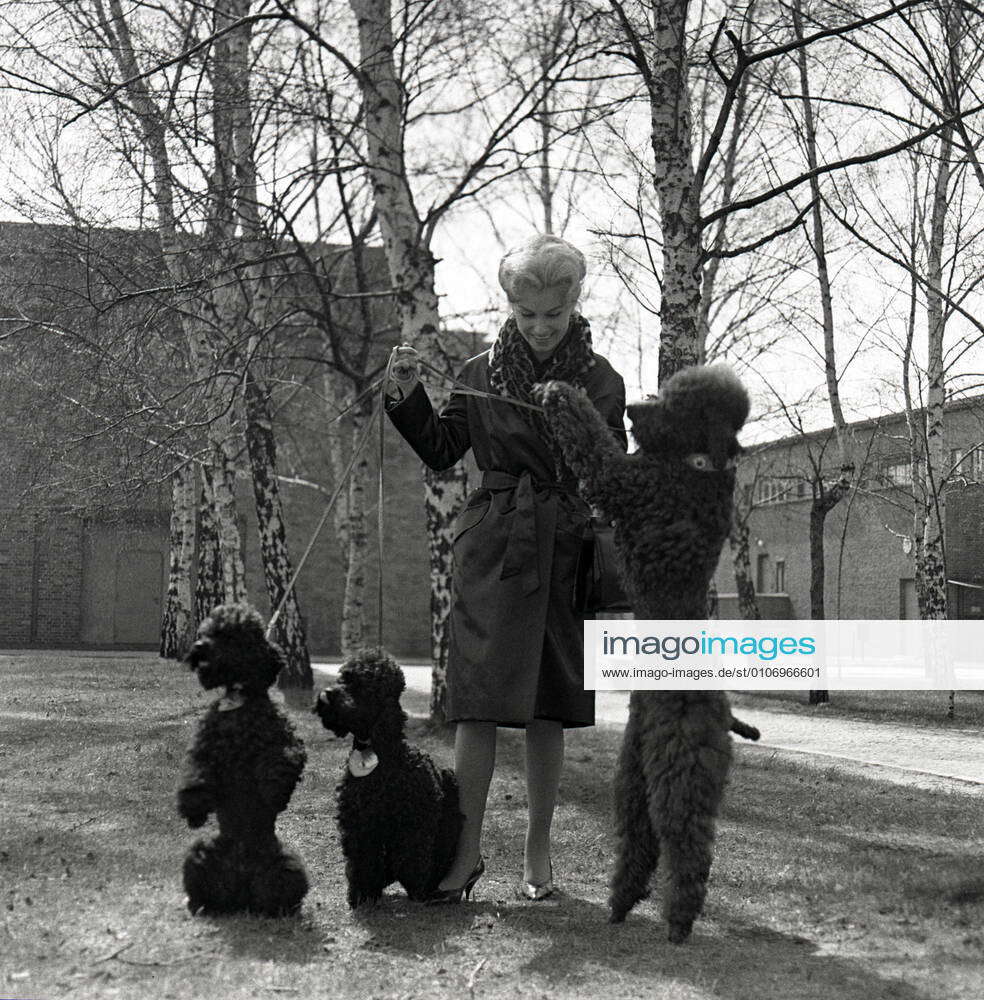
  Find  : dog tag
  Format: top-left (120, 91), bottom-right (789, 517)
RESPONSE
top-left (217, 689), bottom-right (247, 712)
top-left (348, 748), bottom-right (379, 778)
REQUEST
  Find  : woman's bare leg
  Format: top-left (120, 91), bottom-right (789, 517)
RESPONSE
top-left (438, 720), bottom-right (496, 889)
top-left (524, 719), bottom-right (564, 884)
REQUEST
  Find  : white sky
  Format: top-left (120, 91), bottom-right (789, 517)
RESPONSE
top-left (3, 3), bottom-right (983, 450)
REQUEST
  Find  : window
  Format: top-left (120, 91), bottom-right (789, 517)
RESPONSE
top-left (882, 458), bottom-right (919, 487)
top-left (756, 553), bottom-right (769, 593)
top-left (755, 478), bottom-right (779, 504)
top-left (755, 476), bottom-right (798, 505)
top-left (950, 446), bottom-right (982, 482)
top-left (774, 560), bottom-right (786, 593)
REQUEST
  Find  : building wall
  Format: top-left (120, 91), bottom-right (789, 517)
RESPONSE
top-left (0, 510), bottom-right (87, 645)
top-left (714, 488), bottom-right (914, 620)
top-left (0, 417), bottom-right (479, 657)
top-left (0, 511), bottom-right (40, 644)
top-left (80, 517), bottom-right (169, 645)
top-left (715, 401), bottom-right (984, 620)
top-left (0, 220), bottom-right (486, 657)
top-left (0, 435), bottom-right (467, 656)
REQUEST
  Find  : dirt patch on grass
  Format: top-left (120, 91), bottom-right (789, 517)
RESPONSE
top-left (1, 655), bottom-right (983, 999)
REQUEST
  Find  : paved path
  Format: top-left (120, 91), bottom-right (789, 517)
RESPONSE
top-left (314, 662), bottom-right (984, 788)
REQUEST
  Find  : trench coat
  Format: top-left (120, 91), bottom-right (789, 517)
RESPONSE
top-left (387, 348), bottom-right (627, 727)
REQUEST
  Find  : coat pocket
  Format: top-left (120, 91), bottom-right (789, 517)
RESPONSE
top-left (452, 492), bottom-right (492, 545)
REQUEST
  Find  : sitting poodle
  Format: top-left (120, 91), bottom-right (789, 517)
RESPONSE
top-left (314, 648), bottom-right (463, 908)
top-left (537, 364), bottom-right (758, 943)
top-left (177, 603), bottom-right (308, 916)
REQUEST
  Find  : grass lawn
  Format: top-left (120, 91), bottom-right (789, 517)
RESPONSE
top-left (2, 654), bottom-right (984, 1000)
top-left (732, 689), bottom-right (984, 728)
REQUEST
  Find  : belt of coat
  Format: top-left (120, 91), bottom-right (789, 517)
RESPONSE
top-left (480, 470), bottom-right (580, 596)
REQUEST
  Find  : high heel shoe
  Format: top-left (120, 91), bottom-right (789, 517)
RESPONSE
top-left (425, 856), bottom-right (485, 905)
top-left (520, 860), bottom-right (554, 901)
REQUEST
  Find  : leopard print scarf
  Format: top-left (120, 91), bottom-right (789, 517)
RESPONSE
top-left (488, 312), bottom-right (595, 477)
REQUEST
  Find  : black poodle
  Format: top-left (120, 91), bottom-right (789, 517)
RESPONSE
top-left (314, 648), bottom-right (463, 908)
top-left (538, 365), bottom-right (758, 943)
top-left (177, 603), bottom-right (308, 916)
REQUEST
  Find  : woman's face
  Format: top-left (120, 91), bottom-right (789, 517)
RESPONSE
top-left (509, 284), bottom-right (575, 361)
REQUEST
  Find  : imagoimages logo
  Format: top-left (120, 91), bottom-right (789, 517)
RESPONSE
top-left (585, 619), bottom-right (984, 691)
top-left (601, 629), bottom-right (817, 662)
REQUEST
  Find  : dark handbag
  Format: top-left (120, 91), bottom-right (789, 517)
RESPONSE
top-left (573, 517), bottom-right (631, 614)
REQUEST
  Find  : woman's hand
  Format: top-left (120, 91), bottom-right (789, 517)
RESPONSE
top-left (386, 345), bottom-right (420, 401)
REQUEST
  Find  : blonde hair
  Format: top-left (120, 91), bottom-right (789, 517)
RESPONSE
top-left (497, 234), bottom-right (586, 304)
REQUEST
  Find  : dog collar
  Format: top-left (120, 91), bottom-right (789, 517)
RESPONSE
top-left (216, 688), bottom-right (284, 711)
top-left (348, 739), bottom-right (378, 778)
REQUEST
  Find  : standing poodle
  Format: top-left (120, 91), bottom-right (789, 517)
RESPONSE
top-left (314, 648), bottom-right (463, 908)
top-left (178, 603), bottom-right (308, 916)
top-left (537, 365), bottom-right (757, 943)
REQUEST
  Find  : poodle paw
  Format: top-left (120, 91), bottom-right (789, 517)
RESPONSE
top-left (532, 380), bottom-right (568, 408)
top-left (667, 920), bottom-right (693, 944)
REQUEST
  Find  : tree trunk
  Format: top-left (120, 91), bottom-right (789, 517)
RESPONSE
top-left (210, 420), bottom-right (248, 605)
top-left (160, 461), bottom-right (197, 658)
top-left (244, 372), bottom-right (313, 689)
top-left (342, 393), bottom-right (372, 655)
top-left (105, 0), bottom-right (248, 607)
top-left (644, 0), bottom-right (703, 382)
top-left (350, 0), bottom-right (468, 722)
top-left (322, 368), bottom-right (373, 655)
top-left (196, 466), bottom-right (225, 624)
top-left (705, 579), bottom-right (719, 619)
top-left (215, 1), bottom-right (311, 686)
top-left (792, 0), bottom-right (856, 707)
top-left (808, 499), bottom-right (829, 705)
top-left (808, 482), bottom-right (850, 706)
top-left (324, 369), bottom-right (352, 558)
top-left (729, 511), bottom-right (760, 620)
top-left (698, 16), bottom-right (751, 361)
top-left (919, 92), bottom-right (953, 622)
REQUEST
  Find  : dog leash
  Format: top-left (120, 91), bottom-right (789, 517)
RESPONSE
top-left (264, 352), bottom-right (408, 646)
top-left (265, 344), bottom-right (625, 644)
top-left (412, 351), bottom-right (628, 434)
top-left (264, 349), bottom-right (411, 647)
top-left (265, 394), bottom-right (383, 642)
top-left (375, 346), bottom-right (406, 648)
top-left (414, 355), bottom-right (546, 413)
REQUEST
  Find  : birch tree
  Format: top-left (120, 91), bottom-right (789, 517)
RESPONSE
top-left (0, 1), bottom-right (321, 683)
top-left (730, 477), bottom-right (762, 620)
top-left (216, 0), bottom-right (312, 686)
top-left (824, 0), bottom-right (984, 633)
top-left (789, 0), bottom-right (854, 703)
top-left (280, 0), bottom-right (595, 717)
top-left (91, 0), bottom-right (249, 614)
top-left (270, 68), bottom-right (395, 656)
top-left (161, 461), bottom-right (197, 657)
top-left (346, 0), bottom-right (463, 718)
top-left (604, 0), bottom-right (984, 387)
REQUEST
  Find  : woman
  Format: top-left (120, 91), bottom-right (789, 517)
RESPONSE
top-left (385, 234), bottom-right (626, 902)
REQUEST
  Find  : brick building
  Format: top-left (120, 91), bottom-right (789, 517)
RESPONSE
top-left (0, 221), bottom-right (483, 656)
top-left (714, 398), bottom-right (984, 620)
